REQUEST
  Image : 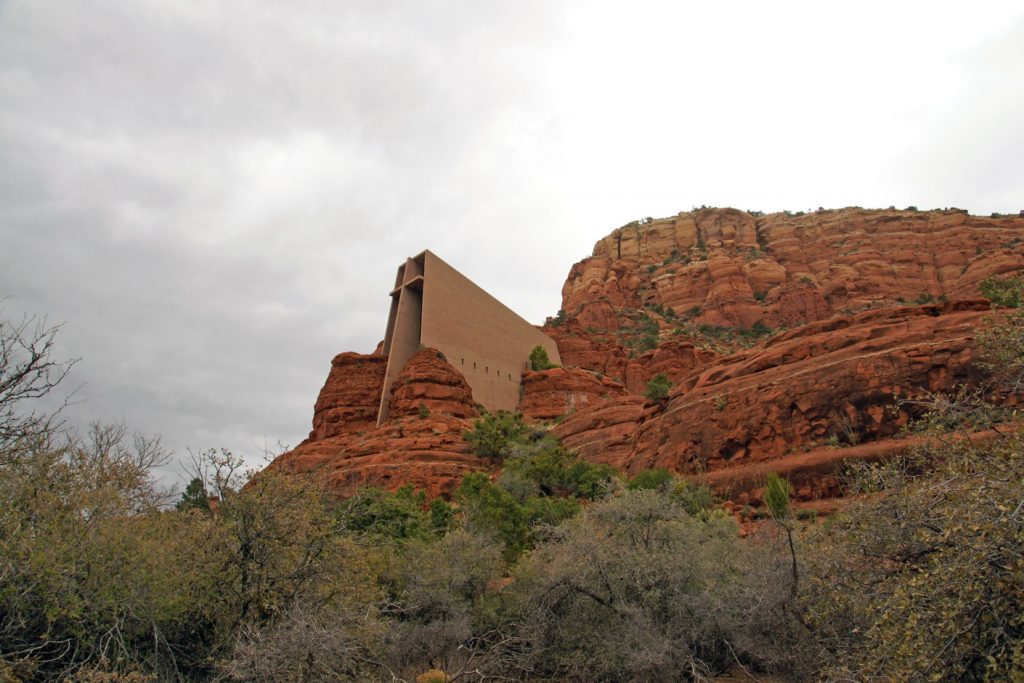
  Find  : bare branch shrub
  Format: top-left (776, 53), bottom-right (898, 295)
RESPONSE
top-left (0, 308), bottom-right (77, 453)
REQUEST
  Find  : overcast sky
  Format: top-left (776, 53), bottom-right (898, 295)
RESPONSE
top-left (2, 0), bottom-right (1023, 483)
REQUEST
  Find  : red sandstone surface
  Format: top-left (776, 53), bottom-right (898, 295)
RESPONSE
top-left (562, 207), bottom-right (1024, 332)
top-left (270, 348), bottom-right (487, 497)
top-left (269, 207), bottom-right (1024, 504)
top-left (308, 352), bottom-right (386, 440)
top-left (388, 348), bottom-right (478, 420)
top-left (518, 367), bottom-right (628, 422)
top-left (554, 301), bottom-right (990, 497)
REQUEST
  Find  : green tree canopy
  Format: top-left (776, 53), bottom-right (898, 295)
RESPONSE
top-left (529, 345), bottom-right (557, 371)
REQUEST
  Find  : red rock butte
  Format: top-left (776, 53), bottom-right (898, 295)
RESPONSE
top-left (270, 206), bottom-right (1024, 511)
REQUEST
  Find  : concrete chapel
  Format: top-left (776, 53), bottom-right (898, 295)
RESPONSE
top-left (377, 250), bottom-right (561, 424)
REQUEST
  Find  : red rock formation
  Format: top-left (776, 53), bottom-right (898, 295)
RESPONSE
top-left (272, 348), bottom-right (486, 497)
top-left (518, 367), bottom-right (628, 422)
top-left (309, 352), bottom-right (386, 440)
top-left (544, 320), bottom-right (632, 381)
top-left (546, 321), bottom-right (720, 393)
top-left (269, 208), bottom-right (1024, 507)
top-left (561, 208), bottom-right (1024, 332)
top-left (555, 302), bottom-right (993, 484)
top-left (273, 414), bottom-right (485, 498)
top-left (550, 395), bottom-right (649, 468)
top-left (388, 348), bottom-right (478, 420)
top-left (622, 339), bottom-right (718, 394)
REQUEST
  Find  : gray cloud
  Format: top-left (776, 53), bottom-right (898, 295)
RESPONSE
top-left (2, 0), bottom-right (1023, 484)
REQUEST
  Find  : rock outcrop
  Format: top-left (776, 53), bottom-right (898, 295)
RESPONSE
top-left (541, 207), bottom-right (1024, 508)
top-left (519, 367), bottom-right (629, 422)
top-left (553, 301), bottom-right (991, 494)
top-left (562, 208), bottom-right (1024, 333)
top-left (309, 352), bottom-right (386, 440)
top-left (269, 207), bottom-right (1024, 507)
top-left (271, 348), bottom-right (486, 497)
top-left (550, 395), bottom-right (650, 468)
top-left (388, 348), bottom-right (479, 420)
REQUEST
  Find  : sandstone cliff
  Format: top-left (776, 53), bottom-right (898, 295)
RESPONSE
top-left (562, 207), bottom-right (1024, 334)
top-left (269, 207), bottom-right (1024, 505)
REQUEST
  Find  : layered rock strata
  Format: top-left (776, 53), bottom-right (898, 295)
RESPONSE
top-left (269, 208), bottom-right (1024, 506)
top-left (270, 348), bottom-right (486, 497)
top-left (554, 302), bottom-right (992, 503)
top-left (562, 207), bottom-right (1024, 332)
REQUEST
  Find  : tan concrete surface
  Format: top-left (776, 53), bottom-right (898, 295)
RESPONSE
top-left (378, 250), bottom-right (561, 423)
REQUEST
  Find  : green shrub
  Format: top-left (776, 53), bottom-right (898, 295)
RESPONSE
top-left (500, 437), bottom-right (615, 500)
top-left (626, 467), bottom-right (675, 491)
top-left (502, 489), bottom-right (805, 680)
top-left (176, 477), bottom-right (211, 513)
top-left (464, 410), bottom-right (530, 460)
top-left (529, 345), bottom-right (557, 371)
top-left (644, 374), bottom-right (673, 403)
top-left (618, 312), bottom-right (661, 354)
top-left (429, 497), bottom-right (454, 534)
top-left (547, 309), bottom-right (566, 327)
top-left (336, 485), bottom-right (437, 543)
top-left (748, 319), bottom-right (771, 337)
top-left (764, 472), bottom-right (790, 519)
top-left (671, 480), bottom-right (715, 515)
top-left (803, 435), bottom-right (1024, 680)
top-left (980, 275), bottom-right (1024, 308)
top-left (564, 459), bottom-right (618, 499)
top-left (456, 472), bottom-right (580, 560)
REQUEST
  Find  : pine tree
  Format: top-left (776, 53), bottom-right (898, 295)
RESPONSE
top-left (176, 477), bottom-right (211, 513)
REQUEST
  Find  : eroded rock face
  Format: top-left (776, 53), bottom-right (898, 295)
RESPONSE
top-left (550, 395), bottom-right (650, 469)
top-left (544, 321), bottom-right (633, 382)
top-left (518, 367), bottom-right (629, 422)
top-left (561, 207), bottom-right (1024, 332)
top-left (632, 302), bottom-right (991, 474)
top-left (622, 339), bottom-right (718, 394)
top-left (543, 323), bottom-right (719, 392)
top-left (271, 413), bottom-right (485, 498)
top-left (271, 208), bottom-right (1024, 506)
top-left (388, 348), bottom-right (478, 420)
top-left (271, 348), bottom-right (486, 497)
top-left (309, 352), bottom-right (386, 440)
top-left (552, 302), bottom-right (992, 486)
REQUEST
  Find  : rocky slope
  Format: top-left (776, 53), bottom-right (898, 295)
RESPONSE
top-left (553, 300), bottom-right (991, 504)
top-left (270, 207), bottom-right (1024, 505)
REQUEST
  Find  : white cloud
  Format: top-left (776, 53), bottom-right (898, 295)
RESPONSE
top-left (1, 0), bottom-right (1022, 483)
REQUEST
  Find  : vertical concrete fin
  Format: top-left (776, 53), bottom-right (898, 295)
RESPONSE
top-left (378, 256), bottom-right (426, 424)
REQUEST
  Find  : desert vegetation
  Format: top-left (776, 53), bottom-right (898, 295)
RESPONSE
top-left (3, 279), bottom-right (1024, 681)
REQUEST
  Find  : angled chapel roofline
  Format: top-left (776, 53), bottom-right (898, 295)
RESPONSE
top-left (377, 249), bottom-right (561, 424)
top-left (393, 249), bottom-right (547, 326)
